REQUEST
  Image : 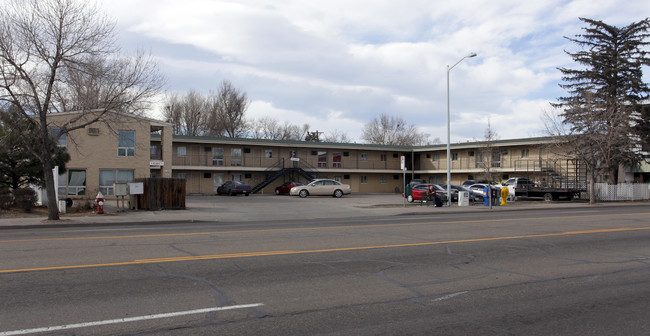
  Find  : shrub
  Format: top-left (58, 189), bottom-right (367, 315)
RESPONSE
top-left (0, 187), bottom-right (12, 210)
top-left (14, 188), bottom-right (38, 213)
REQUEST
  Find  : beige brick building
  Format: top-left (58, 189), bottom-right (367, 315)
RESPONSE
top-left (47, 110), bottom-right (647, 204)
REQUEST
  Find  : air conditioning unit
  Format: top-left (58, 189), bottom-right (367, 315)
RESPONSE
top-left (88, 128), bottom-right (100, 136)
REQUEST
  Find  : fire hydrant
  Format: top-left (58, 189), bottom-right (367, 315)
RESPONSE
top-left (96, 192), bottom-right (104, 214)
top-left (500, 186), bottom-right (509, 206)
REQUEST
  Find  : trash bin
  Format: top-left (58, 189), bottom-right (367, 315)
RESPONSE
top-left (458, 191), bottom-right (469, 206)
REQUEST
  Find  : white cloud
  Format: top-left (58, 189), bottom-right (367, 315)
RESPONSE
top-left (100, 0), bottom-right (650, 143)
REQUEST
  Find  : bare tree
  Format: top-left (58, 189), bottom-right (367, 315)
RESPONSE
top-left (207, 80), bottom-right (248, 137)
top-left (0, 0), bottom-right (164, 220)
top-left (323, 130), bottom-right (351, 143)
top-left (477, 120), bottom-right (500, 208)
top-left (249, 116), bottom-right (309, 140)
top-left (362, 113), bottom-right (430, 145)
top-left (545, 91), bottom-right (634, 204)
top-left (162, 90), bottom-right (207, 136)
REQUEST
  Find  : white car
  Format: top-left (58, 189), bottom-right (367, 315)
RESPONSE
top-left (290, 179), bottom-right (352, 198)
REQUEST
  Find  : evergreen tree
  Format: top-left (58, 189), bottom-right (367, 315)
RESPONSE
top-left (555, 18), bottom-right (650, 183)
top-left (0, 108), bottom-right (70, 191)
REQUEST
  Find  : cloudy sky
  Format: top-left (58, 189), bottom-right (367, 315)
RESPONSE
top-left (100, 0), bottom-right (649, 143)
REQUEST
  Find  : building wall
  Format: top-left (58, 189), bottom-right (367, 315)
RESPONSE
top-left (48, 111), bottom-right (172, 200)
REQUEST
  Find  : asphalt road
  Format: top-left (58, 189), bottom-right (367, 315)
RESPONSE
top-left (1, 205), bottom-right (649, 335)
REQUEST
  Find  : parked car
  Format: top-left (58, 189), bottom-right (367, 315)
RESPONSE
top-left (404, 184), bottom-right (447, 203)
top-left (440, 185), bottom-right (461, 202)
top-left (443, 184), bottom-right (481, 203)
top-left (408, 179), bottom-right (427, 186)
top-left (275, 181), bottom-right (303, 195)
top-left (468, 183), bottom-right (489, 198)
top-left (217, 181), bottom-right (252, 196)
top-left (462, 179), bottom-right (489, 187)
top-left (290, 179), bottom-right (351, 198)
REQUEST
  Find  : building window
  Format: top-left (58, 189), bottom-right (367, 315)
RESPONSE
top-left (58, 170), bottom-right (86, 196)
top-left (212, 148), bottom-right (224, 166)
top-left (318, 151), bottom-right (327, 168)
top-left (491, 152), bottom-right (501, 168)
top-left (177, 146), bottom-right (187, 157)
top-left (360, 153), bottom-right (368, 161)
top-left (380, 176), bottom-right (387, 184)
top-left (265, 150), bottom-right (273, 159)
top-left (432, 153), bottom-right (439, 162)
top-left (49, 127), bottom-right (67, 148)
top-left (380, 154), bottom-right (387, 162)
top-left (232, 174), bottom-right (242, 181)
top-left (177, 173), bottom-right (187, 180)
top-left (118, 130), bottom-right (135, 157)
top-left (452, 153), bottom-right (458, 161)
top-left (99, 169), bottom-right (134, 196)
top-left (231, 148), bottom-right (242, 166)
top-left (521, 149), bottom-right (529, 158)
top-left (361, 176), bottom-right (368, 184)
top-left (475, 152), bottom-right (484, 168)
top-left (150, 145), bottom-right (161, 160)
top-left (332, 152), bottom-right (342, 168)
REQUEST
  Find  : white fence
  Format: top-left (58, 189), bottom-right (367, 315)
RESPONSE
top-left (594, 183), bottom-right (650, 201)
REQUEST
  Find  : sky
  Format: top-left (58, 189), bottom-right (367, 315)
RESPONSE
top-left (99, 0), bottom-right (650, 143)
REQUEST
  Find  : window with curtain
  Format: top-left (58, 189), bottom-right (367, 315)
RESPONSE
top-left (332, 152), bottom-right (342, 168)
top-left (231, 148), bottom-right (242, 166)
top-left (318, 151), bottom-right (327, 167)
top-left (212, 148), bottom-right (224, 166)
top-left (57, 170), bottom-right (86, 196)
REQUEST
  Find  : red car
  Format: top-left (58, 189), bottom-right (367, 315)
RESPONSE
top-left (404, 184), bottom-right (447, 203)
top-left (275, 181), bottom-right (303, 195)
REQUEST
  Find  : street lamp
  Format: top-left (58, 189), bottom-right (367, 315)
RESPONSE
top-left (446, 52), bottom-right (477, 206)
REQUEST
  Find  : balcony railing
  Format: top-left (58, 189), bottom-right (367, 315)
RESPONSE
top-left (172, 154), bottom-right (400, 170)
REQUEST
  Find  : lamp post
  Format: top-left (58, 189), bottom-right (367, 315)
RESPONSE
top-left (446, 52), bottom-right (477, 206)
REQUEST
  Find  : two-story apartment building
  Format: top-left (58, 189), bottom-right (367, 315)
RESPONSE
top-left (45, 110), bottom-right (648, 204)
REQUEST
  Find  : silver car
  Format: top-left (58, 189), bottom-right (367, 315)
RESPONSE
top-left (290, 179), bottom-right (352, 198)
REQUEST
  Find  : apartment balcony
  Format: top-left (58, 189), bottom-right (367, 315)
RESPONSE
top-left (172, 154), bottom-right (402, 171)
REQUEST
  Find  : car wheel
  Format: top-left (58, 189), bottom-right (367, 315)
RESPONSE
top-left (543, 193), bottom-right (553, 202)
top-left (245, 193), bottom-right (250, 196)
top-left (299, 189), bottom-right (309, 198)
top-left (229, 190), bottom-right (235, 196)
top-left (333, 189), bottom-right (343, 198)
top-left (275, 189), bottom-right (280, 195)
top-left (407, 195), bottom-right (413, 203)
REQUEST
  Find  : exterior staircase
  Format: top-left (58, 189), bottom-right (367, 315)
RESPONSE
top-left (251, 158), bottom-right (319, 194)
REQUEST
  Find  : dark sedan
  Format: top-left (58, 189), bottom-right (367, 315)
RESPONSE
top-left (275, 181), bottom-right (303, 195)
top-left (217, 181), bottom-right (252, 196)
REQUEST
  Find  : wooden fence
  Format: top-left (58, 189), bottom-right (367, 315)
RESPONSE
top-left (135, 178), bottom-right (186, 210)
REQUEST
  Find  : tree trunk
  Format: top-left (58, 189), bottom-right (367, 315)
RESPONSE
top-left (589, 175), bottom-right (596, 205)
top-left (43, 154), bottom-right (60, 220)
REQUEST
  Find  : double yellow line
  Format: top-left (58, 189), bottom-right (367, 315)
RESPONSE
top-left (2, 226), bottom-right (649, 274)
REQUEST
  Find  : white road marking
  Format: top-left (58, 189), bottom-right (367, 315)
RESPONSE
top-left (432, 291), bottom-right (468, 302)
top-left (0, 303), bottom-right (263, 336)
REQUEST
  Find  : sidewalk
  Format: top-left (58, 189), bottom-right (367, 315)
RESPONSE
top-left (0, 194), bottom-right (644, 230)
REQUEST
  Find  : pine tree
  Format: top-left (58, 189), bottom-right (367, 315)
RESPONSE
top-left (555, 18), bottom-right (650, 184)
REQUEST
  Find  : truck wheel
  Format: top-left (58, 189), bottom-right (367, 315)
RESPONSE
top-left (543, 193), bottom-right (553, 202)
